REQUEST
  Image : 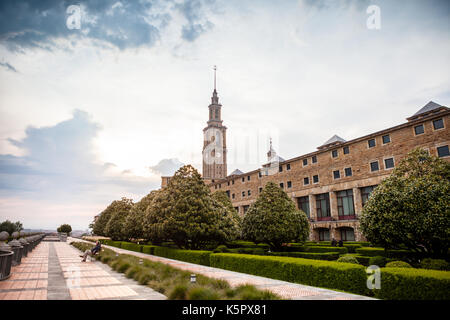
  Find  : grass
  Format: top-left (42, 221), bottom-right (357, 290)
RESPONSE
top-left (70, 241), bottom-right (281, 300)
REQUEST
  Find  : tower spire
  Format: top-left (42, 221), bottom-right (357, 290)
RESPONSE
top-left (211, 65), bottom-right (219, 104)
top-left (213, 65), bottom-right (217, 92)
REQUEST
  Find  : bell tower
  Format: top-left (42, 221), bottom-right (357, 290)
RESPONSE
top-left (202, 66), bottom-right (227, 181)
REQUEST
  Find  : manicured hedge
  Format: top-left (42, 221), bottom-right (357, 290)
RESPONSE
top-left (354, 255), bottom-right (371, 266)
top-left (356, 247), bottom-right (385, 257)
top-left (226, 241), bottom-right (270, 250)
top-left (304, 246), bottom-right (348, 254)
top-left (375, 268), bottom-right (450, 300)
top-left (210, 253), bottom-right (369, 295)
top-left (343, 244), bottom-right (363, 253)
top-left (267, 252), bottom-right (339, 261)
top-left (120, 242), bottom-right (142, 253)
top-left (141, 245), bottom-right (157, 255)
top-left (153, 246), bottom-right (211, 266)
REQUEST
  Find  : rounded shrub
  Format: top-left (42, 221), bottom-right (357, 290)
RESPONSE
top-left (420, 258), bottom-right (450, 271)
top-left (213, 245), bottom-right (229, 253)
top-left (125, 266), bottom-right (142, 279)
top-left (385, 261), bottom-right (412, 268)
top-left (369, 255), bottom-right (387, 267)
top-left (169, 285), bottom-right (188, 300)
top-left (117, 261), bottom-right (131, 273)
top-left (337, 255), bottom-right (360, 264)
top-left (187, 287), bottom-right (219, 300)
top-left (137, 271), bottom-right (157, 285)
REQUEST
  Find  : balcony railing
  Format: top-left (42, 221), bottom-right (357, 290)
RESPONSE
top-left (338, 215), bottom-right (357, 220)
top-left (316, 216), bottom-right (332, 221)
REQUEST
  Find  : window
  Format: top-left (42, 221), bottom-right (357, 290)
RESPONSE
top-left (232, 193), bottom-right (235, 199)
top-left (343, 146), bottom-right (349, 155)
top-left (433, 118), bottom-right (444, 130)
top-left (279, 165), bottom-right (283, 172)
top-left (332, 150), bottom-right (338, 158)
top-left (287, 181), bottom-right (292, 188)
top-left (414, 124), bottom-right (424, 135)
top-left (384, 157), bottom-right (394, 169)
top-left (437, 145), bottom-right (449, 158)
top-left (333, 170), bottom-right (340, 179)
top-left (340, 228), bottom-right (355, 241)
top-left (297, 196), bottom-right (310, 218)
top-left (248, 190), bottom-right (251, 196)
top-left (215, 109), bottom-right (219, 120)
top-left (232, 180), bottom-right (235, 185)
top-left (303, 159), bottom-right (308, 166)
top-left (280, 182), bottom-right (284, 189)
top-left (242, 191), bottom-right (245, 197)
top-left (242, 177), bottom-right (245, 182)
top-left (382, 134), bottom-right (391, 144)
top-left (227, 181), bottom-right (230, 186)
top-left (337, 190), bottom-right (355, 218)
top-left (219, 184), bottom-right (221, 189)
top-left (361, 186), bottom-right (376, 206)
top-left (243, 205), bottom-right (249, 214)
top-left (287, 163), bottom-right (291, 170)
top-left (313, 175), bottom-right (319, 183)
top-left (303, 177), bottom-right (309, 185)
top-left (247, 175), bottom-right (250, 181)
top-left (259, 187), bottom-right (263, 193)
top-left (368, 139), bottom-right (376, 148)
top-left (319, 229), bottom-right (330, 241)
top-left (234, 207), bottom-right (239, 213)
top-left (344, 167), bottom-right (352, 177)
top-left (312, 155), bottom-right (317, 163)
top-left (316, 193), bottom-right (331, 219)
top-left (370, 161), bottom-right (379, 172)
top-left (258, 171), bottom-right (262, 178)
top-left (226, 190), bottom-right (230, 198)
top-left (214, 185), bottom-right (217, 189)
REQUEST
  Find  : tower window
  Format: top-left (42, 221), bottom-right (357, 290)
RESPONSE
top-left (215, 109), bottom-right (219, 120)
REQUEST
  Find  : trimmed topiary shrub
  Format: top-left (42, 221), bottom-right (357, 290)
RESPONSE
top-left (420, 258), bottom-right (450, 271)
top-left (210, 253), bottom-right (368, 295)
top-left (343, 244), bottom-right (363, 253)
top-left (337, 256), bottom-right (360, 264)
top-left (153, 247), bottom-right (212, 266)
top-left (304, 246), bottom-right (348, 254)
top-left (142, 245), bottom-right (157, 255)
top-left (213, 245), bottom-right (229, 253)
top-left (369, 256), bottom-right (386, 267)
top-left (267, 252), bottom-right (339, 261)
top-left (354, 255), bottom-right (371, 266)
top-left (355, 247), bottom-right (385, 257)
top-left (385, 261), bottom-right (412, 268)
top-left (120, 242), bottom-right (141, 252)
top-left (375, 268), bottom-right (450, 300)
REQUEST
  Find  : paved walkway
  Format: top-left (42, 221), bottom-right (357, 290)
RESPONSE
top-left (73, 238), bottom-right (375, 300)
top-left (0, 241), bottom-right (166, 300)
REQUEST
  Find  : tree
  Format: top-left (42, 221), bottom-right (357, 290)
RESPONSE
top-left (103, 197), bottom-right (134, 241)
top-left (93, 197), bottom-right (133, 237)
top-left (57, 224), bottom-right (72, 235)
top-left (242, 181), bottom-right (309, 251)
top-left (359, 148), bottom-right (450, 258)
top-left (123, 191), bottom-right (159, 241)
top-left (144, 165), bottom-right (238, 249)
top-left (211, 191), bottom-right (242, 241)
top-left (0, 220), bottom-right (23, 234)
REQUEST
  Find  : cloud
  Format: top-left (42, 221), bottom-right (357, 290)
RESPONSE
top-left (0, 0), bottom-right (218, 51)
top-left (0, 61), bottom-right (17, 72)
top-left (149, 158), bottom-right (184, 176)
top-left (0, 109), bottom-right (160, 204)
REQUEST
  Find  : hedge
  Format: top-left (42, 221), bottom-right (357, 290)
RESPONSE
top-left (210, 253), bottom-right (368, 295)
top-left (267, 252), bottom-right (339, 261)
top-left (354, 255), bottom-right (372, 266)
top-left (355, 247), bottom-right (385, 257)
top-left (304, 246), bottom-right (348, 254)
top-left (375, 268), bottom-right (450, 300)
top-left (343, 244), bottom-right (363, 253)
top-left (141, 245), bottom-right (157, 255)
top-left (226, 241), bottom-right (270, 250)
top-left (153, 246), bottom-right (211, 266)
top-left (120, 242), bottom-right (142, 253)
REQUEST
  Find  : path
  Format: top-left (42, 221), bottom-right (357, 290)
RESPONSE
top-left (73, 238), bottom-right (375, 300)
top-left (0, 241), bottom-right (166, 300)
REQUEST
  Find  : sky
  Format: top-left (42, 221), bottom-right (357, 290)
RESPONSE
top-left (0, 0), bottom-right (449, 230)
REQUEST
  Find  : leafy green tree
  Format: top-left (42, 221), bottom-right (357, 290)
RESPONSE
top-left (359, 148), bottom-right (450, 258)
top-left (0, 220), bottom-right (23, 234)
top-left (144, 165), bottom-right (238, 249)
top-left (93, 197), bottom-right (133, 237)
top-left (104, 197), bottom-right (134, 241)
top-left (242, 181), bottom-right (309, 251)
top-left (123, 191), bottom-right (159, 241)
top-left (211, 191), bottom-right (242, 241)
top-left (57, 224), bottom-right (72, 235)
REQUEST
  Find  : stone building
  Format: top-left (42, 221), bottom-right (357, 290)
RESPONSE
top-left (207, 100), bottom-right (450, 241)
top-left (160, 71), bottom-right (449, 241)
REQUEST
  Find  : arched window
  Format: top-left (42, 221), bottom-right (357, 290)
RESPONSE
top-left (215, 109), bottom-right (219, 120)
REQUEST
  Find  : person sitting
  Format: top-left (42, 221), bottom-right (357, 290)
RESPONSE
top-left (338, 240), bottom-right (343, 247)
top-left (80, 241), bottom-right (101, 262)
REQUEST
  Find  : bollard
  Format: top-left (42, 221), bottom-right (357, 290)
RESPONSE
top-left (9, 232), bottom-right (23, 266)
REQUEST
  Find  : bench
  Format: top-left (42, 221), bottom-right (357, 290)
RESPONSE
top-left (88, 248), bottom-right (103, 262)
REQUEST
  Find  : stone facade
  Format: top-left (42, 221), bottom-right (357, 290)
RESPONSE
top-left (208, 103), bottom-right (450, 241)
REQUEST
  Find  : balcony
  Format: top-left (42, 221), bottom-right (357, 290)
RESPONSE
top-left (338, 215), bottom-right (357, 220)
top-left (316, 216), bottom-right (332, 221)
